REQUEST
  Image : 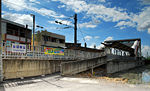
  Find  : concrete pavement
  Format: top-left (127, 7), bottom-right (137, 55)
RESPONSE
top-left (0, 74), bottom-right (150, 91)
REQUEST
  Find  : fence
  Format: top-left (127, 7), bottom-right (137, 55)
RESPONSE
top-left (0, 42), bottom-right (105, 60)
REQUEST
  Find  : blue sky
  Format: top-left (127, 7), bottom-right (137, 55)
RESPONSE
top-left (1, 0), bottom-right (150, 56)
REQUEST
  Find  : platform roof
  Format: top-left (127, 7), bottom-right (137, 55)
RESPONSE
top-left (105, 38), bottom-right (141, 43)
top-left (102, 41), bottom-right (135, 56)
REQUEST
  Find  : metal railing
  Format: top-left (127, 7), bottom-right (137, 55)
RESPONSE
top-left (0, 42), bottom-right (106, 60)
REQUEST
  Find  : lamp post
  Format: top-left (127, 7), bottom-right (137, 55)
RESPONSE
top-left (30, 14), bottom-right (35, 53)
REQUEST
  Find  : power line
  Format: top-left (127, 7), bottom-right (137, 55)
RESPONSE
top-left (2, 0), bottom-right (99, 45)
top-left (78, 26), bottom-right (96, 37)
top-left (79, 29), bottom-right (86, 43)
top-left (78, 24), bottom-right (86, 43)
top-left (78, 24), bottom-right (101, 45)
top-left (29, 1), bottom-right (74, 19)
top-left (2, 0), bottom-right (72, 20)
top-left (2, 0), bottom-right (76, 31)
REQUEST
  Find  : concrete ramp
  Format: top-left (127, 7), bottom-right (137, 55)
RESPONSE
top-left (60, 56), bottom-right (107, 76)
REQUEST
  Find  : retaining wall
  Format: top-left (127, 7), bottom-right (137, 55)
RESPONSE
top-left (106, 55), bottom-right (144, 73)
top-left (61, 56), bottom-right (107, 76)
top-left (3, 59), bottom-right (61, 79)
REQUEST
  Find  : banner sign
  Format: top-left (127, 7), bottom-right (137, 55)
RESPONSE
top-left (44, 47), bottom-right (64, 55)
top-left (12, 44), bottom-right (26, 53)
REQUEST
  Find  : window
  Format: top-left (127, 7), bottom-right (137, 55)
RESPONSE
top-left (7, 23), bottom-right (19, 35)
top-left (7, 29), bottom-right (12, 35)
top-left (52, 37), bottom-right (57, 42)
top-left (43, 36), bottom-right (49, 41)
top-left (20, 29), bottom-right (25, 37)
top-left (59, 39), bottom-right (65, 43)
top-left (14, 30), bottom-right (18, 36)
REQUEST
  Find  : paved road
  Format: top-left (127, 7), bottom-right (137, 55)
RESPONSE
top-left (0, 74), bottom-right (150, 91)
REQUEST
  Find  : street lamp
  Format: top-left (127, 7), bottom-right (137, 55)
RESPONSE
top-left (35, 25), bottom-right (43, 34)
top-left (30, 14), bottom-right (35, 52)
top-left (36, 25), bottom-right (43, 29)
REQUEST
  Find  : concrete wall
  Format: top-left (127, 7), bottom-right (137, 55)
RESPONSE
top-left (106, 55), bottom-right (144, 73)
top-left (61, 56), bottom-right (107, 76)
top-left (64, 49), bottom-right (105, 60)
top-left (1, 22), bottom-right (6, 35)
top-left (107, 61), bottom-right (136, 73)
top-left (3, 59), bottom-right (61, 79)
top-left (42, 41), bottom-right (65, 48)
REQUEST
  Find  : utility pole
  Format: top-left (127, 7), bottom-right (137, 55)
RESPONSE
top-left (25, 25), bottom-right (28, 54)
top-left (0, 0), bottom-right (3, 81)
top-left (55, 13), bottom-right (78, 46)
top-left (30, 14), bottom-right (35, 54)
top-left (74, 13), bottom-right (77, 46)
top-left (33, 15), bottom-right (35, 51)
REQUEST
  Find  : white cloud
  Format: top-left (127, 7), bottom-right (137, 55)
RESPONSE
top-left (79, 21), bottom-right (97, 28)
top-left (84, 36), bottom-right (92, 41)
top-left (97, 36), bottom-right (113, 49)
top-left (53, 0), bottom-right (131, 30)
top-left (3, 0), bottom-right (28, 11)
top-left (3, 0), bottom-right (150, 34)
top-left (98, 0), bottom-right (106, 2)
top-left (54, 0), bottom-right (130, 22)
top-left (132, 7), bottom-right (150, 32)
top-left (94, 36), bottom-right (100, 39)
top-left (104, 36), bottom-right (113, 41)
top-left (120, 26), bottom-right (126, 29)
top-left (30, 7), bottom-right (66, 18)
top-left (3, 0), bottom-right (66, 19)
top-left (52, 0), bottom-right (150, 34)
top-left (113, 4), bottom-right (150, 33)
top-left (148, 28), bottom-right (150, 34)
top-left (58, 5), bottom-right (66, 8)
top-left (87, 5), bottom-right (130, 22)
top-left (2, 12), bottom-right (33, 27)
top-left (29, 0), bottom-right (40, 4)
top-left (115, 21), bottom-right (136, 29)
top-left (141, 0), bottom-right (150, 5)
top-left (89, 43), bottom-right (96, 48)
top-left (142, 45), bottom-right (150, 57)
top-left (55, 0), bottom-right (89, 13)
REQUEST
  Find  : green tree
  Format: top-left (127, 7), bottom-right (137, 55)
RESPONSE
top-left (35, 30), bottom-right (48, 45)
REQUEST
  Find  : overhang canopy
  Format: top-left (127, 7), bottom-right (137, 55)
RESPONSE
top-left (102, 41), bottom-right (135, 56)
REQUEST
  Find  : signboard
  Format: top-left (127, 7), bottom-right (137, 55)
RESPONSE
top-left (44, 47), bottom-right (64, 55)
top-left (12, 43), bottom-right (26, 53)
